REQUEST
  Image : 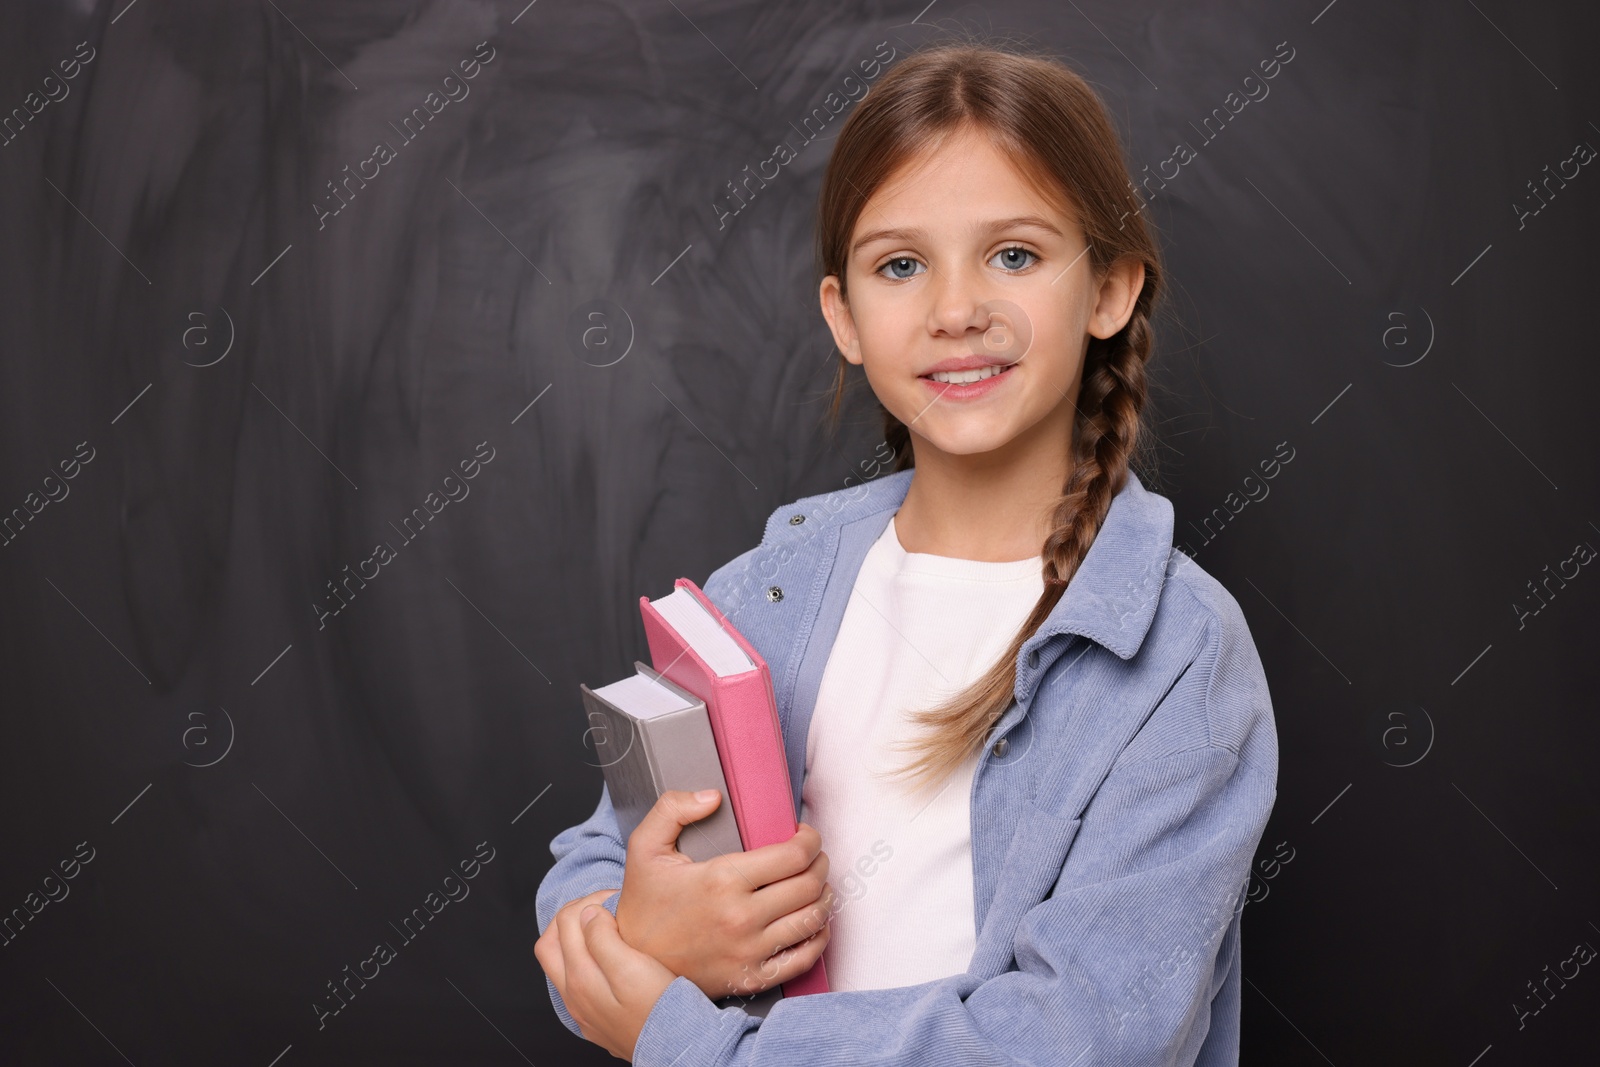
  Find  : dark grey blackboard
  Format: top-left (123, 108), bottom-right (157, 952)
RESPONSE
top-left (1, 1), bottom-right (1596, 1063)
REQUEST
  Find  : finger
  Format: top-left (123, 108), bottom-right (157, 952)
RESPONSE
top-left (628, 789), bottom-right (722, 859)
top-left (578, 903), bottom-right (634, 974)
top-left (582, 903), bottom-right (674, 991)
top-left (748, 845), bottom-right (829, 923)
top-left (545, 888), bottom-right (617, 987)
top-left (554, 887), bottom-right (621, 926)
top-left (757, 879), bottom-right (837, 955)
top-left (576, 887), bottom-right (620, 910)
top-left (557, 900), bottom-right (615, 1012)
top-left (754, 923), bottom-right (832, 990)
top-left (580, 905), bottom-right (676, 1035)
top-left (719, 822), bottom-right (822, 889)
top-left (534, 925), bottom-right (567, 990)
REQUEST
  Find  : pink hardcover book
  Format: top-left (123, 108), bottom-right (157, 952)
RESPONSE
top-left (639, 577), bottom-right (829, 998)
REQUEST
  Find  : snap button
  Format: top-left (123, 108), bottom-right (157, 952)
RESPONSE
top-left (789, 513), bottom-right (805, 525)
top-left (766, 586), bottom-right (784, 602)
top-left (992, 736), bottom-right (1010, 758)
top-left (1027, 648), bottom-right (1040, 669)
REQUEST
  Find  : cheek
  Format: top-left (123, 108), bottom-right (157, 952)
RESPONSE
top-left (1020, 310), bottom-right (1086, 393)
top-left (851, 310), bottom-right (925, 411)
top-left (856, 355), bottom-right (921, 426)
top-left (851, 292), bottom-right (915, 355)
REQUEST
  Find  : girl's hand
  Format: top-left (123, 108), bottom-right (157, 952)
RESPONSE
top-left (535, 888), bottom-right (619, 995)
top-left (615, 789), bottom-right (836, 1001)
top-left (554, 903), bottom-right (677, 1060)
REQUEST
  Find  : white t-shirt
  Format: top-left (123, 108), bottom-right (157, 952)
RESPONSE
top-left (798, 511), bottom-right (1044, 991)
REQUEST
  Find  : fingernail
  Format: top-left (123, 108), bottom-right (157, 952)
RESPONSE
top-left (694, 789), bottom-right (718, 802)
top-left (580, 905), bottom-right (599, 924)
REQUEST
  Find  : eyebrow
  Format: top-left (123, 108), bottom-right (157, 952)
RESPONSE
top-left (851, 214), bottom-right (1065, 256)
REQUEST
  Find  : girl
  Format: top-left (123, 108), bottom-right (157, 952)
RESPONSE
top-left (535, 40), bottom-right (1278, 1066)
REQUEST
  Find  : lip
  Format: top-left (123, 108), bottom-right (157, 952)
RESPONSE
top-left (919, 354), bottom-right (1016, 375)
top-left (918, 361), bottom-right (1018, 401)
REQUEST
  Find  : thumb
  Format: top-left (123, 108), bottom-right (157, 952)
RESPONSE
top-left (630, 789), bottom-right (720, 856)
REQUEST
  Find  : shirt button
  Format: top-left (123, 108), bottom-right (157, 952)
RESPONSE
top-left (766, 586), bottom-right (784, 602)
top-left (1027, 648), bottom-right (1040, 669)
top-left (789, 513), bottom-right (806, 525)
top-left (992, 737), bottom-right (1010, 758)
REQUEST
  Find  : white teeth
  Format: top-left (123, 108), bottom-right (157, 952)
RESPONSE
top-left (928, 364), bottom-right (1007, 384)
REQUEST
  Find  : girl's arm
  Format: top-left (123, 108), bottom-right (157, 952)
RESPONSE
top-left (533, 782), bottom-right (630, 1038)
top-left (534, 543), bottom-right (789, 1036)
top-left (627, 751), bottom-right (1272, 1066)
top-left (618, 607), bottom-right (1277, 1067)
top-left (535, 784), bottom-right (834, 1036)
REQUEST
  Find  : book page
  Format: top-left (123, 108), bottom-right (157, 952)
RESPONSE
top-left (591, 671), bottom-right (697, 720)
top-left (651, 587), bottom-right (755, 677)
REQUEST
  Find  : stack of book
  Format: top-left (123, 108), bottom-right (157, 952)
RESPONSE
top-left (578, 578), bottom-right (830, 1016)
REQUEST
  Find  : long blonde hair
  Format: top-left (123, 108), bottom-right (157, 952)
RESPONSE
top-left (817, 41), bottom-right (1163, 793)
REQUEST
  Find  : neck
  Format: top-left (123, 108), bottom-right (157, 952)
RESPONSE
top-left (893, 407), bottom-right (1075, 563)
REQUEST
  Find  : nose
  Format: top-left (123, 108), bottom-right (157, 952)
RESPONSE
top-left (926, 262), bottom-right (991, 340)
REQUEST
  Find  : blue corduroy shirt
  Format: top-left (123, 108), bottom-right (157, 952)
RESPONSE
top-left (535, 467), bottom-right (1279, 1066)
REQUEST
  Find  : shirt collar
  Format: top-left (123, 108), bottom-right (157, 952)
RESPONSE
top-left (788, 465), bottom-right (1175, 663)
top-left (1028, 468), bottom-right (1176, 661)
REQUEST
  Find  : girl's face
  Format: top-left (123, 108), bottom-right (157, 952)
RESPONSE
top-left (820, 124), bottom-right (1144, 463)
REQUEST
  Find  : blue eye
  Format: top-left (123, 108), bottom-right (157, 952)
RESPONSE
top-left (991, 246), bottom-right (1036, 271)
top-left (878, 256), bottom-right (924, 280)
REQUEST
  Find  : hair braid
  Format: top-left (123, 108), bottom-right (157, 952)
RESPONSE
top-left (1043, 311), bottom-right (1152, 587)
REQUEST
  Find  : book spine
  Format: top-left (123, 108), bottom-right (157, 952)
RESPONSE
top-left (580, 688), bottom-right (655, 844)
top-left (709, 672), bottom-right (798, 851)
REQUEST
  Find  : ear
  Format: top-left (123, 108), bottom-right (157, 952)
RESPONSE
top-left (1087, 257), bottom-right (1146, 340)
top-left (819, 275), bottom-right (864, 366)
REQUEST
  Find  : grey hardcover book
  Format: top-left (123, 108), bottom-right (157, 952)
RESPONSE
top-left (580, 660), bottom-right (783, 1019)
top-left (581, 660), bottom-right (743, 862)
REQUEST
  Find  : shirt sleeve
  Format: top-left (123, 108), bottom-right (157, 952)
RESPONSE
top-left (629, 639), bottom-right (1278, 1067)
top-left (533, 781), bottom-right (626, 1038)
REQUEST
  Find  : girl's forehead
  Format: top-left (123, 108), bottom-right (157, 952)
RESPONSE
top-left (857, 160), bottom-right (1081, 244)
top-left (882, 126), bottom-right (1020, 188)
top-left (860, 128), bottom-right (1081, 235)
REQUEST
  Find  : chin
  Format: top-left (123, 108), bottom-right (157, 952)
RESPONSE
top-left (913, 425), bottom-right (1016, 458)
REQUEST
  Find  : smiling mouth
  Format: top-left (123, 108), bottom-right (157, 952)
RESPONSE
top-left (921, 363), bottom-right (1017, 385)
